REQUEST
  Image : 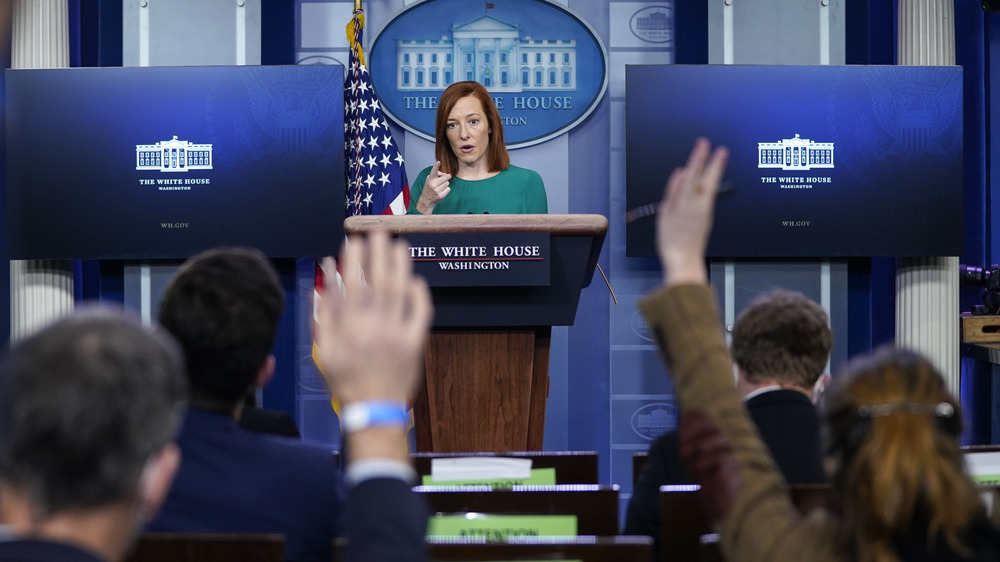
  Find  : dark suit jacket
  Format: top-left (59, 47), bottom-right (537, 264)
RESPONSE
top-left (623, 388), bottom-right (825, 556)
top-left (0, 539), bottom-right (105, 562)
top-left (148, 408), bottom-right (343, 562)
top-left (239, 405), bottom-right (301, 438)
top-left (344, 477), bottom-right (430, 562)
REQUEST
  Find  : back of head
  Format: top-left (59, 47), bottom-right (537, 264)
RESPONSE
top-left (434, 80), bottom-right (509, 174)
top-left (731, 290), bottom-right (832, 389)
top-left (824, 346), bottom-right (981, 561)
top-left (0, 308), bottom-right (186, 518)
top-left (157, 247), bottom-right (284, 411)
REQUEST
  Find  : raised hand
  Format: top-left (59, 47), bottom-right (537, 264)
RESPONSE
top-left (655, 138), bottom-right (729, 286)
top-left (314, 231), bottom-right (433, 406)
top-left (415, 160), bottom-right (452, 214)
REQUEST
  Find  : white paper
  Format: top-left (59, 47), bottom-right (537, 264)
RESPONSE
top-left (430, 457), bottom-right (533, 482)
top-left (965, 451), bottom-right (1000, 477)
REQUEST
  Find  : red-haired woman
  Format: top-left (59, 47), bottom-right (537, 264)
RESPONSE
top-left (407, 81), bottom-right (547, 215)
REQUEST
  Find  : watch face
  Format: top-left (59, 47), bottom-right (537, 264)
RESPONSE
top-left (341, 404), bottom-right (370, 433)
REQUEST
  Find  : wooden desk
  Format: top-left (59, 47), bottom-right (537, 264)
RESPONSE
top-left (418, 484), bottom-right (620, 536)
top-left (427, 536), bottom-right (653, 561)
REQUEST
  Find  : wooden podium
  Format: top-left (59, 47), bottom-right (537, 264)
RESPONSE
top-left (344, 214), bottom-right (607, 452)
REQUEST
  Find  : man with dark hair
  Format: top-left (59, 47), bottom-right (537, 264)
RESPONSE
top-left (148, 247), bottom-right (344, 562)
top-left (155, 247), bottom-right (284, 412)
top-left (0, 309), bottom-right (187, 562)
top-left (149, 242), bottom-right (431, 562)
top-left (624, 289), bottom-right (832, 558)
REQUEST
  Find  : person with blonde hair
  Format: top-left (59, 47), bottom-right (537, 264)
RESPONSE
top-left (408, 81), bottom-right (547, 215)
top-left (639, 137), bottom-right (1000, 561)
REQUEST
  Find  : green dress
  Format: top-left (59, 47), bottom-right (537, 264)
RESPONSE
top-left (407, 165), bottom-right (548, 215)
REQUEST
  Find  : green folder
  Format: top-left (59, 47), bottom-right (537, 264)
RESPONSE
top-left (426, 513), bottom-right (578, 540)
top-left (973, 474), bottom-right (1000, 486)
top-left (421, 467), bottom-right (557, 487)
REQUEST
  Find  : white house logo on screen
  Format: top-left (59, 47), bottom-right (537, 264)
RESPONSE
top-left (631, 402), bottom-right (675, 440)
top-left (757, 134), bottom-right (834, 171)
top-left (136, 136), bottom-right (213, 172)
top-left (629, 5), bottom-right (672, 44)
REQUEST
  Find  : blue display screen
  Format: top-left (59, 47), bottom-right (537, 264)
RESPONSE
top-left (6, 65), bottom-right (345, 259)
top-left (625, 65), bottom-right (963, 257)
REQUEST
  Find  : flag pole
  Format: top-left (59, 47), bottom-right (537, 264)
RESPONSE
top-left (354, 0), bottom-right (361, 11)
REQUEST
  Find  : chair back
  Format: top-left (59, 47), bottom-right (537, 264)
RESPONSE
top-left (659, 483), bottom-right (831, 561)
top-left (127, 533), bottom-right (284, 562)
top-left (632, 451), bottom-right (649, 488)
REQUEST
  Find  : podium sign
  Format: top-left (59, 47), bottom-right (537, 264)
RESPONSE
top-left (407, 231), bottom-right (550, 287)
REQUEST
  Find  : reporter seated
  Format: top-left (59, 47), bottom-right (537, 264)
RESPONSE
top-left (147, 248), bottom-right (343, 562)
top-left (150, 239), bottom-right (431, 562)
top-left (0, 309), bottom-right (186, 562)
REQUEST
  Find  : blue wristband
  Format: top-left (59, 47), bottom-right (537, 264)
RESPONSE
top-left (341, 401), bottom-right (409, 433)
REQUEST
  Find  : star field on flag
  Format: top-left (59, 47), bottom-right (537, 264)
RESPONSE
top-left (344, 9), bottom-right (409, 217)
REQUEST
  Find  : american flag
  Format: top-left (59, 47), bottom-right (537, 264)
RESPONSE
top-left (312, 8), bottom-right (411, 421)
top-left (315, 8), bottom-right (410, 331)
top-left (344, 8), bottom-right (409, 216)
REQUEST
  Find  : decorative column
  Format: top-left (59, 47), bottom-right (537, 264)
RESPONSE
top-left (9, 0), bottom-right (73, 340)
top-left (896, 0), bottom-right (959, 394)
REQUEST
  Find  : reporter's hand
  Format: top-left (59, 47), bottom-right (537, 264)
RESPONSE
top-left (655, 138), bottom-right (729, 286)
top-left (315, 231), bottom-right (433, 405)
top-left (415, 161), bottom-right (452, 214)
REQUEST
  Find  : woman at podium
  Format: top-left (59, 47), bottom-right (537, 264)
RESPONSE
top-left (407, 81), bottom-right (548, 215)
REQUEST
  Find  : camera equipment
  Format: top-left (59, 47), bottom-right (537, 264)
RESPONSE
top-left (960, 264), bottom-right (1000, 315)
